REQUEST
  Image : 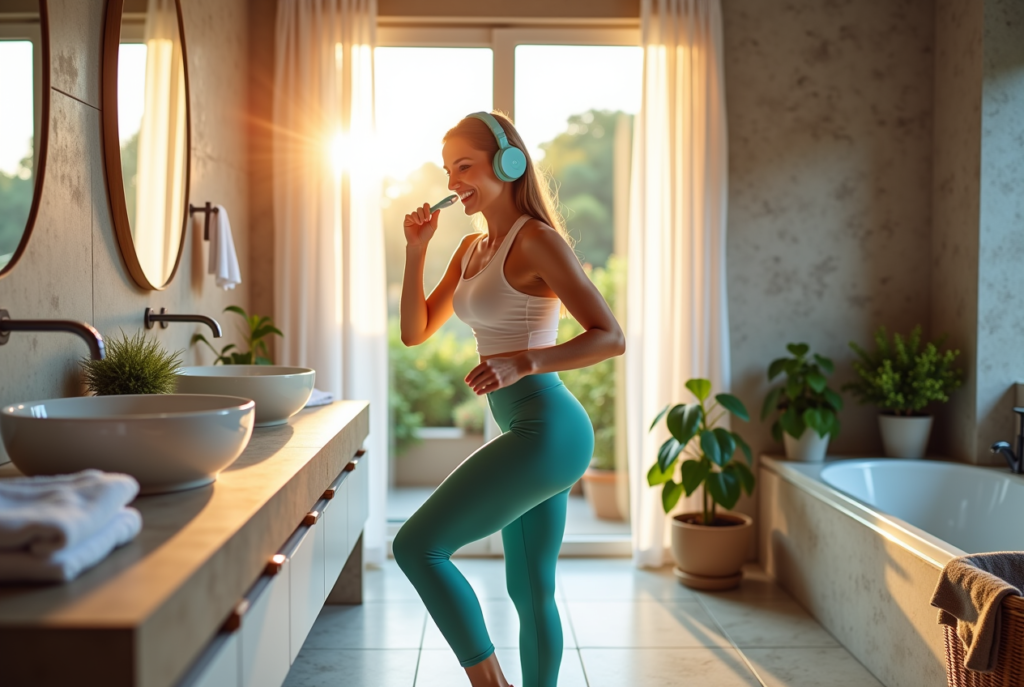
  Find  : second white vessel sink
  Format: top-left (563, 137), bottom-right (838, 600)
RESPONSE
top-left (175, 365), bottom-right (315, 427)
top-left (0, 394), bottom-right (255, 494)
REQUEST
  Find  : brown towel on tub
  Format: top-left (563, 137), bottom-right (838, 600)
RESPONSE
top-left (930, 553), bottom-right (1024, 672)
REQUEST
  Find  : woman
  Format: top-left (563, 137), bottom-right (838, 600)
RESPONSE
top-left (392, 111), bottom-right (625, 687)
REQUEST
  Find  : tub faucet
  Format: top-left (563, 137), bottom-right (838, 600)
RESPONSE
top-left (990, 407), bottom-right (1024, 474)
top-left (144, 308), bottom-right (222, 338)
top-left (0, 309), bottom-right (106, 360)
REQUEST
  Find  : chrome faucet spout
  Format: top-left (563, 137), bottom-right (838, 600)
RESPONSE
top-left (0, 309), bottom-right (106, 360)
top-left (991, 441), bottom-right (1021, 474)
top-left (144, 308), bottom-right (222, 338)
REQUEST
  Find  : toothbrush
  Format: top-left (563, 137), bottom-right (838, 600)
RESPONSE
top-left (429, 194), bottom-right (459, 213)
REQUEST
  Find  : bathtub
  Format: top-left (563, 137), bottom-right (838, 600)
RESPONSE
top-left (758, 456), bottom-right (1024, 687)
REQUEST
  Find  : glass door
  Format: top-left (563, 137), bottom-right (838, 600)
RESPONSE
top-left (378, 26), bottom-right (642, 556)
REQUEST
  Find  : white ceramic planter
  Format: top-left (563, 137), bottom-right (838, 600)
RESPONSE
top-left (783, 430), bottom-right (830, 462)
top-left (878, 414), bottom-right (933, 459)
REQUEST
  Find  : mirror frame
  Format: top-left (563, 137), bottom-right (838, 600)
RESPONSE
top-left (0, 0), bottom-right (51, 281)
top-left (101, 0), bottom-right (191, 291)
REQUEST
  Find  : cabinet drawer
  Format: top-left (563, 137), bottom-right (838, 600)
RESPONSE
top-left (347, 454), bottom-right (369, 554)
top-left (240, 559), bottom-right (291, 687)
top-left (323, 475), bottom-right (350, 593)
top-left (287, 512), bottom-right (326, 663)
top-left (177, 631), bottom-right (240, 687)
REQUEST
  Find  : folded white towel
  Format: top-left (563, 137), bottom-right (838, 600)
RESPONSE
top-left (0, 507), bottom-right (142, 583)
top-left (207, 204), bottom-right (241, 290)
top-left (305, 388), bottom-right (335, 407)
top-left (0, 470), bottom-right (140, 555)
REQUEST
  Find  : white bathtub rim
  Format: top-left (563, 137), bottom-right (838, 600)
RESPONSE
top-left (761, 456), bottom-right (964, 570)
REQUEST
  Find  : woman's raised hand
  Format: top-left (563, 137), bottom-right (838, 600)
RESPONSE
top-left (404, 203), bottom-right (440, 246)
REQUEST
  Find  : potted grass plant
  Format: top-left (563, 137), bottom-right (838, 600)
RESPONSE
top-left (845, 325), bottom-right (963, 458)
top-left (647, 379), bottom-right (754, 590)
top-left (761, 343), bottom-right (843, 462)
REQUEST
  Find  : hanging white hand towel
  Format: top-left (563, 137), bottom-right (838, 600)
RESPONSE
top-left (0, 507), bottom-right (143, 582)
top-left (208, 204), bottom-right (242, 290)
top-left (0, 469), bottom-right (140, 555)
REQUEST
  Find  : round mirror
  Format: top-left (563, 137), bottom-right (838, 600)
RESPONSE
top-left (102, 0), bottom-right (190, 290)
top-left (0, 0), bottom-right (50, 278)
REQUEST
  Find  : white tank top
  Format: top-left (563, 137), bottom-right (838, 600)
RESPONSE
top-left (452, 215), bottom-right (560, 356)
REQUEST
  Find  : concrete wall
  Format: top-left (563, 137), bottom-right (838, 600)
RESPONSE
top-left (725, 0), bottom-right (936, 467)
top-left (930, 0), bottom-right (1024, 466)
top-left (0, 0), bottom-right (251, 463)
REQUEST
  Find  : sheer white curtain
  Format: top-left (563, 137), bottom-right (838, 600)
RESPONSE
top-left (135, 0), bottom-right (187, 284)
top-left (273, 0), bottom-right (389, 566)
top-left (626, 0), bottom-right (730, 568)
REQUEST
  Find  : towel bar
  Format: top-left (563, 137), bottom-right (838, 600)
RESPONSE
top-left (188, 202), bottom-right (219, 241)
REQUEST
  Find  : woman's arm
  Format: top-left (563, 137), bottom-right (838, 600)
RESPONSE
top-left (464, 224), bottom-right (625, 394)
top-left (400, 232), bottom-right (478, 346)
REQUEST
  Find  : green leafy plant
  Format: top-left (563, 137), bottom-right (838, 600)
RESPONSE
top-left (845, 325), bottom-right (963, 415)
top-left (761, 343), bottom-right (843, 442)
top-left (647, 379), bottom-right (755, 525)
top-left (81, 330), bottom-right (182, 395)
top-left (192, 306), bottom-right (283, 365)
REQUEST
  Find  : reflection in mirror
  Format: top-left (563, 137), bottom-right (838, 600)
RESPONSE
top-left (0, 1), bottom-right (48, 276)
top-left (104, 0), bottom-right (189, 290)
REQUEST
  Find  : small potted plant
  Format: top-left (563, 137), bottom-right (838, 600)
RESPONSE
top-left (845, 325), bottom-right (963, 458)
top-left (761, 343), bottom-right (843, 462)
top-left (647, 379), bottom-right (754, 590)
top-left (81, 331), bottom-right (182, 395)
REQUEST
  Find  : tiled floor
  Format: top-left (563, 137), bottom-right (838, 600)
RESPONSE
top-left (284, 558), bottom-right (884, 687)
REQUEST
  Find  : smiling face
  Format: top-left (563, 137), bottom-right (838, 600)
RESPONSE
top-left (441, 137), bottom-right (505, 215)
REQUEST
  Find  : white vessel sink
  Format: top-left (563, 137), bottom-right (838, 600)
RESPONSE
top-left (175, 366), bottom-right (315, 427)
top-left (0, 394), bottom-right (255, 494)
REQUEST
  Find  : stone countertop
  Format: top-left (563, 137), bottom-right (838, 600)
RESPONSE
top-left (0, 400), bottom-right (370, 687)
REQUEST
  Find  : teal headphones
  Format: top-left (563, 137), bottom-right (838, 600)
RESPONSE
top-left (467, 112), bottom-right (527, 182)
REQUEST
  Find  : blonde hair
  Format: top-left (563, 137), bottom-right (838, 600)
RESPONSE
top-left (443, 112), bottom-right (574, 252)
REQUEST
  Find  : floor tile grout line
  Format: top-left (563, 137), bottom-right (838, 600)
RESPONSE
top-left (574, 647), bottom-right (591, 687)
top-left (692, 592), bottom-right (768, 687)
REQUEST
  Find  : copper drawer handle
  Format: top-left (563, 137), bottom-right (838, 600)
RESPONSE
top-left (322, 487), bottom-right (336, 499)
top-left (222, 598), bottom-right (250, 633)
top-left (303, 510), bottom-right (321, 527)
top-left (355, 448), bottom-right (366, 457)
top-left (265, 553), bottom-right (286, 576)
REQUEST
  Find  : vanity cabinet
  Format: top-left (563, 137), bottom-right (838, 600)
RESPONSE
top-left (240, 559), bottom-right (291, 687)
top-left (0, 401), bottom-right (370, 687)
top-left (287, 506), bottom-right (327, 663)
top-left (323, 470), bottom-right (351, 594)
top-left (178, 632), bottom-right (241, 687)
top-left (177, 450), bottom-right (370, 687)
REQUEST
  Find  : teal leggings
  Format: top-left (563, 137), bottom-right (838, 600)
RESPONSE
top-left (393, 372), bottom-right (594, 687)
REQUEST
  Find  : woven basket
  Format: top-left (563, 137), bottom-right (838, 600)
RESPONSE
top-left (944, 594), bottom-right (1024, 687)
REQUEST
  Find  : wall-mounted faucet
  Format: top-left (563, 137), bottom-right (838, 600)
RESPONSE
top-left (144, 308), bottom-right (222, 338)
top-left (990, 407), bottom-right (1024, 474)
top-left (0, 309), bottom-right (106, 360)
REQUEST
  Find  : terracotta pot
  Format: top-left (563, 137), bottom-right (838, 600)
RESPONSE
top-left (670, 511), bottom-right (753, 590)
top-left (879, 414), bottom-right (933, 459)
top-left (581, 467), bottom-right (623, 521)
top-left (783, 430), bottom-right (830, 462)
